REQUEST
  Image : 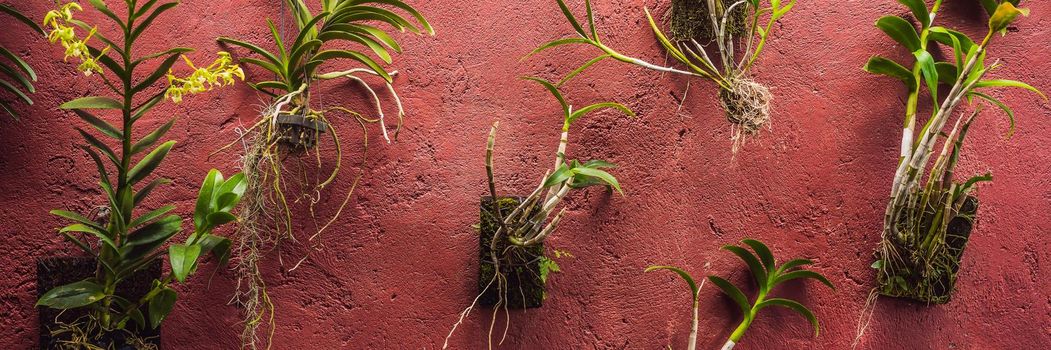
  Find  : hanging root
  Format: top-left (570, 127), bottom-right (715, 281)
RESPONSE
top-left (851, 288), bottom-right (880, 350)
top-left (720, 78), bottom-right (772, 153)
top-left (232, 124), bottom-right (280, 350)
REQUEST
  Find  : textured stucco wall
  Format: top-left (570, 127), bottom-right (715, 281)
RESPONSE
top-left (1, 0), bottom-right (1049, 349)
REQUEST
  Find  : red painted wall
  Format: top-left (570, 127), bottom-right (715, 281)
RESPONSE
top-left (2, 0), bottom-right (1049, 349)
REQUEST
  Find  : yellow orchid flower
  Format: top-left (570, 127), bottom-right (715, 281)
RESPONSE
top-left (164, 52), bottom-right (245, 103)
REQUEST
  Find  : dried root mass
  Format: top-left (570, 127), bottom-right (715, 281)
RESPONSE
top-left (720, 78), bottom-right (772, 152)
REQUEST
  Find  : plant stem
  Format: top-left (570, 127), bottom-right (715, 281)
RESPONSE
top-left (687, 299), bottom-right (699, 350)
top-left (724, 289), bottom-right (766, 349)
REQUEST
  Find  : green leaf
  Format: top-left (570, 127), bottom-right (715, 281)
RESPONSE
top-left (0, 46), bottom-right (35, 82)
top-left (60, 97), bottom-right (124, 110)
top-left (128, 205), bottom-right (176, 229)
top-left (961, 172), bottom-right (993, 192)
top-left (327, 23), bottom-right (403, 52)
top-left (645, 265), bottom-right (699, 300)
top-left (198, 234), bottom-right (232, 265)
top-left (72, 110), bottom-right (122, 140)
top-left (169, 244), bottom-right (202, 283)
top-left (557, 54), bottom-right (609, 87)
top-left (989, 2), bottom-right (1029, 34)
top-left (914, 50), bottom-right (939, 100)
top-left (353, 0), bottom-right (434, 35)
top-left (290, 11), bottom-right (330, 52)
top-left (585, 0), bottom-right (598, 41)
top-left (61, 232), bottom-right (95, 256)
top-left (875, 16), bottom-right (921, 52)
top-left (131, 2), bottom-right (178, 41)
top-left (132, 119), bottom-right (176, 154)
top-left (135, 178), bottom-right (171, 205)
top-left (568, 102), bottom-right (634, 124)
top-left (206, 212), bottom-right (238, 228)
top-left (979, 0), bottom-right (1000, 15)
top-left (723, 245), bottom-right (769, 289)
top-left (969, 91), bottom-right (1016, 138)
top-left (128, 141), bottom-right (176, 185)
top-left (132, 92), bottom-right (166, 121)
top-left (0, 58), bottom-right (36, 91)
top-left (241, 57), bottom-right (285, 78)
top-left (313, 50), bottom-right (392, 82)
top-left (870, 260), bottom-right (883, 269)
top-left (935, 62), bottom-right (959, 85)
top-left (37, 280), bottom-right (106, 309)
top-left (863, 56), bottom-right (913, 84)
top-left (708, 275), bottom-right (751, 315)
top-left (133, 47), bottom-right (194, 67)
top-left (974, 79), bottom-right (1047, 100)
top-left (742, 239), bottom-right (775, 272)
top-left (148, 286), bottom-right (176, 329)
top-left (127, 307), bottom-right (146, 329)
top-left (554, 0), bottom-right (588, 38)
top-left (0, 78), bottom-right (32, 106)
top-left (0, 4), bottom-right (44, 34)
top-left (775, 258), bottom-right (813, 275)
top-left (268, 19), bottom-right (288, 59)
top-left (133, 53), bottom-right (185, 93)
top-left (774, 270), bottom-right (835, 290)
top-left (86, 0), bottom-right (125, 31)
top-left (126, 215), bottom-right (181, 247)
top-left (60, 223), bottom-right (117, 250)
top-left (215, 173), bottom-right (247, 212)
top-left (570, 166), bottom-right (623, 195)
top-left (81, 146), bottom-right (112, 189)
top-left (51, 209), bottom-right (105, 231)
top-left (895, 0), bottom-right (930, 27)
top-left (928, 27), bottom-right (974, 68)
top-left (193, 170), bottom-right (223, 228)
top-left (217, 37), bottom-right (282, 67)
top-left (522, 77), bottom-right (569, 117)
top-left (582, 159), bottom-right (616, 169)
top-left (756, 298), bottom-right (819, 336)
top-left (543, 163), bottom-right (574, 188)
top-left (76, 128), bottom-right (119, 168)
top-left (524, 38), bottom-right (593, 60)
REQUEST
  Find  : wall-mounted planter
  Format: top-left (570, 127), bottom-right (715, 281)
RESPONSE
top-left (478, 197), bottom-right (545, 309)
top-left (276, 112), bottom-right (328, 150)
top-left (37, 257), bottom-right (162, 350)
top-left (879, 196), bottom-right (979, 304)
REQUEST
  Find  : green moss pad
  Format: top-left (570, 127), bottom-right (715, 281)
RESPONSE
top-left (878, 197), bottom-right (979, 304)
top-left (37, 257), bottom-right (162, 349)
top-left (670, 0), bottom-right (748, 42)
top-left (478, 197), bottom-right (546, 309)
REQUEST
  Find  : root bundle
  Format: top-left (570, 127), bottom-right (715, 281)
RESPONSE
top-left (720, 78), bottom-right (772, 153)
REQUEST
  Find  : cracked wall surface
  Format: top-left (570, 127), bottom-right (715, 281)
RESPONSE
top-left (1, 0), bottom-right (1049, 349)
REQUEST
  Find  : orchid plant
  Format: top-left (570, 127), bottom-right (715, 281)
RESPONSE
top-left (444, 77), bottom-right (633, 349)
top-left (648, 239), bottom-right (833, 350)
top-left (531, 0), bottom-right (796, 153)
top-left (214, 1), bottom-right (431, 348)
top-left (866, 0), bottom-right (1044, 304)
top-left (34, 1), bottom-right (245, 346)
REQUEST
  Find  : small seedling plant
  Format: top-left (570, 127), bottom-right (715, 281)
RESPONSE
top-left (648, 239), bottom-right (833, 350)
top-left (0, 4), bottom-right (43, 120)
top-left (214, 1), bottom-right (431, 347)
top-left (34, 0), bottom-right (245, 345)
top-left (865, 1), bottom-right (1043, 304)
top-left (530, 0), bottom-right (796, 153)
top-left (443, 78), bottom-right (633, 349)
